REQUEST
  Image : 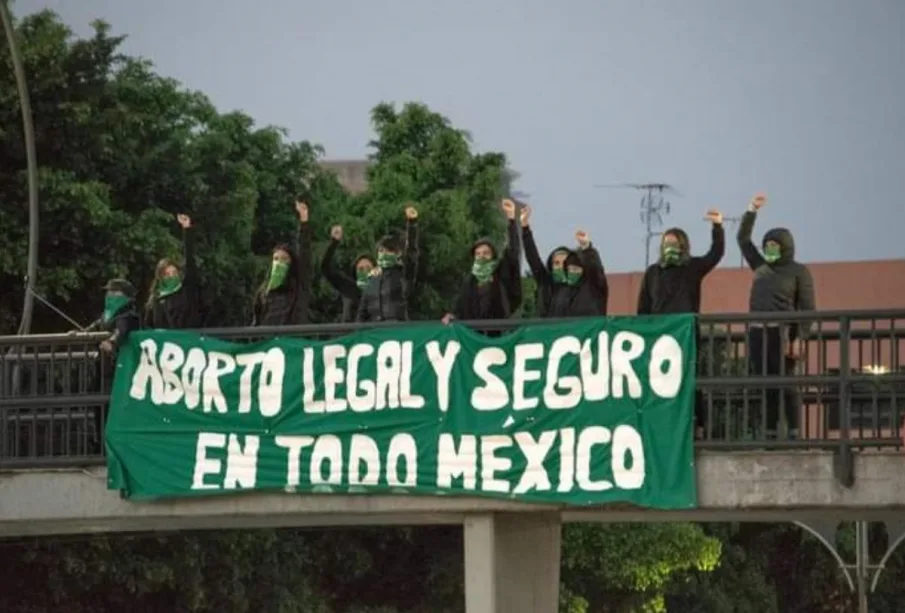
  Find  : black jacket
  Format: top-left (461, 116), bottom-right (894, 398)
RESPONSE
top-left (145, 229), bottom-right (200, 329)
top-left (252, 222), bottom-right (313, 326)
top-left (321, 241), bottom-right (373, 323)
top-left (522, 227), bottom-right (608, 317)
top-left (451, 220), bottom-right (522, 320)
top-left (85, 304), bottom-right (141, 353)
top-left (737, 211), bottom-right (815, 340)
top-left (357, 220), bottom-right (419, 322)
top-left (637, 224), bottom-right (725, 315)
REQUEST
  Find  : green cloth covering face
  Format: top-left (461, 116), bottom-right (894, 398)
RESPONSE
top-left (660, 245), bottom-right (682, 266)
top-left (472, 257), bottom-right (497, 284)
top-left (377, 253), bottom-right (399, 269)
top-left (551, 268), bottom-right (566, 284)
top-left (565, 270), bottom-right (583, 286)
top-left (157, 275), bottom-right (182, 297)
top-left (267, 261), bottom-right (289, 291)
top-left (103, 295), bottom-right (130, 322)
top-left (356, 270), bottom-right (370, 288)
top-left (763, 243), bottom-right (781, 263)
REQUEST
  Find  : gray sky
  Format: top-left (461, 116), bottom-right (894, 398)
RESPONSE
top-left (17, 0), bottom-right (905, 272)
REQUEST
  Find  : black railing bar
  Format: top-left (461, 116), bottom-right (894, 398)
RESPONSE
top-left (0, 351), bottom-right (99, 362)
top-left (5, 412), bottom-right (94, 423)
top-left (0, 395), bottom-right (108, 409)
top-left (698, 375), bottom-right (848, 386)
top-left (0, 456), bottom-right (106, 470)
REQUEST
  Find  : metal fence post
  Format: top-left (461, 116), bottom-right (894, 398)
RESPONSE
top-left (834, 315), bottom-right (855, 487)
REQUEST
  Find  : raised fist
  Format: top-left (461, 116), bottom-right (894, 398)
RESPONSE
top-left (295, 200), bottom-right (309, 222)
top-left (330, 225), bottom-right (343, 241)
top-left (405, 206), bottom-right (418, 220)
top-left (176, 213), bottom-right (192, 229)
top-left (501, 198), bottom-right (516, 220)
top-left (704, 209), bottom-right (723, 225)
top-left (750, 193), bottom-right (767, 211)
top-left (520, 204), bottom-right (532, 227)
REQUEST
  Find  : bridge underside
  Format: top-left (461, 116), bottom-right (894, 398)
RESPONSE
top-left (1, 451), bottom-right (904, 538)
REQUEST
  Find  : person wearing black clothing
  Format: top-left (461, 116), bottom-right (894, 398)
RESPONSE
top-left (442, 199), bottom-right (522, 327)
top-left (737, 193), bottom-right (816, 440)
top-left (252, 201), bottom-right (312, 327)
top-left (321, 224), bottom-right (376, 322)
top-left (144, 213), bottom-right (200, 329)
top-left (357, 206), bottom-right (420, 322)
top-left (520, 204), bottom-right (607, 317)
top-left (637, 209), bottom-right (725, 315)
top-left (637, 209), bottom-right (725, 437)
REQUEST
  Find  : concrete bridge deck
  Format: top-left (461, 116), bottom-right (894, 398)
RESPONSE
top-left (2, 451), bottom-right (903, 538)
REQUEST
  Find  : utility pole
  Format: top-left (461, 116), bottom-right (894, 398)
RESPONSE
top-left (595, 183), bottom-right (680, 268)
top-left (1, 0), bottom-right (40, 335)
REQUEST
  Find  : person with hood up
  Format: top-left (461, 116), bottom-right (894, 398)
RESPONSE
top-left (637, 209), bottom-right (725, 316)
top-left (144, 213), bottom-right (200, 329)
top-left (520, 204), bottom-right (608, 317)
top-left (356, 205), bottom-right (420, 322)
top-left (737, 192), bottom-right (815, 440)
top-left (82, 278), bottom-right (142, 359)
top-left (321, 224), bottom-right (377, 322)
top-left (251, 200), bottom-right (312, 326)
top-left (442, 198), bottom-right (522, 325)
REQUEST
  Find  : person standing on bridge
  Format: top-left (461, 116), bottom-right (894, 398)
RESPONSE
top-left (636, 209), bottom-right (725, 437)
top-left (320, 224), bottom-right (376, 322)
top-left (356, 205), bottom-right (420, 323)
top-left (520, 203), bottom-right (608, 317)
top-left (251, 200), bottom-right (312, 327)
top-left (441, 198), bottom-right (522, 329)
top-left (737, 193), bottom-right (816, 440)
top-left (144, 213), bottom-right (200, 329)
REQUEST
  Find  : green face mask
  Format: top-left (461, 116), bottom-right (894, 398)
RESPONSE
top-left (158, 275), bottom-right (182, 297)
top-left (763, 244), bottom-right (781, 264)
top-left (268, 260), bottom-right (289, 290)
top-left (356, 269), bottom-right (370, 288)
top-left (551, 268), bottom-right (566, 284)
top-left (660, 244), bottom-right (682, 266)
top-left (565, 270), bottom-right (583, 286)
top-left (377, 253), bottom-right (399, 269)
top-left (472, 257), bottom-right (497, 284)
top-left (103, 294), bottom-right (130, 322)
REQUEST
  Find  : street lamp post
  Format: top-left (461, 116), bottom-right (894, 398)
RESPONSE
top-left (1, 0), bottom-right (39, 335)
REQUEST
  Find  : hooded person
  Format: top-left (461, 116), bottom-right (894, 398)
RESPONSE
top-left (637, 210), bottom-right (725, 316)
top-left (357, 206), bottom-right (420, 322)
top-left (521, 204), bottom-right (608, 318)
top-left (321, 223), bottom-right (376, 322)
top-left (737, 193), bottom-right (816, 440)
top-left (442, 198), bottom-right (522, 326)
top-left (251, 200), bottom-right (313, 327)
top-left (144, 213), bottom-right (200, 329)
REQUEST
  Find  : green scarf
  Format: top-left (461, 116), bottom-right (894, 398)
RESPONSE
top-left (660, 245), bottom-right (683, 267)
top-left (551, 268), bottom-right (566, 284)
top-left (356, 270), bottom-right (370, 288)
top-left (472, 257), bottom-right (497, 284)
top-left (377, 253), bottom-right (399, 268)
top-left (103, 295), bottom-right (130, 322)
top-left (763, 244), bottom-right (781, 264)
top-left (267, 261), bottom-right (289, 291)
top-left (565, 270), bottom-right (583, 286)
top-left (157, 275), bottom-right (182, 297)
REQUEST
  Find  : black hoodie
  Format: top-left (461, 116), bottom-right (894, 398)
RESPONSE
top-left (252, 222), bottom-right (312, 326)
top-left (357, 220), bottom-right (419, 322)
top-left (637, 224), bottom-right (725, 315)
top-left (321, 241), bottom-right (375, 323)
top-left (522, 227), bottom-right (608, 317)
top-left (451, 220), bottom-right (522, 320)
top-left (145, 228), bottom-right (200, 329)
top-left (737, 210), bottom-right (815, 340)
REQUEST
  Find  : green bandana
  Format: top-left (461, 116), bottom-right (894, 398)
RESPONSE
top-left (565, 270), bottom-right (583, 286)
top-left (551, 268), bottom-right (566, 284)
top-left (472, 257), bottom-right (497, 284)
top-left (103, 295), bottom-right (130, 322)
top-left (377, 253), bottom-right (399, 269)
top-left (660, 245), bottom-right (682, 267)
top-left (356, 270), bottom-right (370, 288)
top-left (157, 275), bottom-right (182, 297)
top-left (763, 244), bottom-right (781, 264)
top-left (267, 261), bottom-right (289, 291)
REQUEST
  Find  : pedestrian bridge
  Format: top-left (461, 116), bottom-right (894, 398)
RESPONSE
top-left (2, 310), bottom-right (904, 613)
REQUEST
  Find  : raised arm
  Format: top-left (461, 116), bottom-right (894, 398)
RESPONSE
top-left (321, 226), bottom-right (359, 298)
top-left (737, 194), bottom-right (767, 270)
top-left (294, 201), bottom-right (312, 322)
top-left (176, 214), bottom-right (197, 292)
top-left (693, 210), bottom-right (726, 275)
top-left (576, 232), bottom-right (609, 315)
top-left (403, 206), bottom-right (420, 287)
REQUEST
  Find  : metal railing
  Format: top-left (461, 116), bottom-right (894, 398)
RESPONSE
top-left (1, 310), bottom-right (903, 469)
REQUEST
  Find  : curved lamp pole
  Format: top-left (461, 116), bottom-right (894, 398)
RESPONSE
top-left (1, 0), bottom-right (39, 335)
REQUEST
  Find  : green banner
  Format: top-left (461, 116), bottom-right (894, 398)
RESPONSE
top-left (106, 316), bottom-right (698, 508)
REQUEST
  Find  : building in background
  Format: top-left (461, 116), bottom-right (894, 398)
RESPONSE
top-left (320, 159), bottom-right (519, 195)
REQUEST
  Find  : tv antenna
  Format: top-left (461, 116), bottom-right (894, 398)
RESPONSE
top-left (595, 183), bottom-right (681, 268)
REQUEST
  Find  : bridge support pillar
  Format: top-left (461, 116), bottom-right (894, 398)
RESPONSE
top-left (464, 512), bottom-right (562, 613)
